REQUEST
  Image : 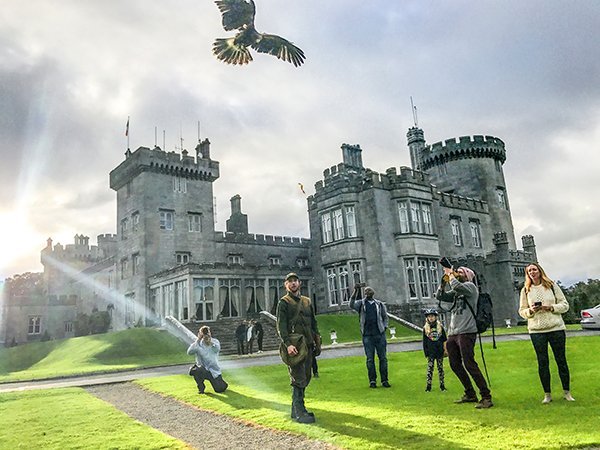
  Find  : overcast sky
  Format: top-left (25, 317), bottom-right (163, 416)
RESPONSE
top-left (1, 0), bottom-right (599, 286)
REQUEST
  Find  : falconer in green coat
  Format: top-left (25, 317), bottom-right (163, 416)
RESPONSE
top-left (276, 272), bottom-right (320, 424)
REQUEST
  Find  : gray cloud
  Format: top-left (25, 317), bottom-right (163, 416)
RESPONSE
top-left (1, 0), bottom-right (599, 284)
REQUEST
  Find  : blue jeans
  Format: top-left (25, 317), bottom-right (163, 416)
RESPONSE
top-left (362, 332), bottom-right (388, 383)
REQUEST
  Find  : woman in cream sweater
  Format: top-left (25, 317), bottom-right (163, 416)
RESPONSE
top-left (518, 263), bottom-right (575, 404)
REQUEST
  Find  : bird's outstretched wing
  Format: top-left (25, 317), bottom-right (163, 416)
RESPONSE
top-left (214, 0), bottom-right (255, 31)
top-left (251, 34), bottom-right (305, 67)
top-left (213, 38), bottom-right (253, 65)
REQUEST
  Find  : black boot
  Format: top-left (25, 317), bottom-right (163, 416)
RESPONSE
top-left (292, 387), bottom-right (315, 423)
top-left (440, 383), bottom-right (446, 391)
top-left (425, 384), bottom-right (431, 392)
top-left (300, 388), bottom-right (315, 418)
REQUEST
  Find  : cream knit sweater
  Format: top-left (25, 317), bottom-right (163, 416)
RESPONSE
top-left (518, 283), bottom-right (569, 333)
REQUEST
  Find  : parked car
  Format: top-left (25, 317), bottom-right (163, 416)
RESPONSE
top-left (580, 304), bottom-right (600, 329)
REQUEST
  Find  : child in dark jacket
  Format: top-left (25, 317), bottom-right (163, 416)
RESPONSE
top-left (422, 309), bottom-right (447, 392)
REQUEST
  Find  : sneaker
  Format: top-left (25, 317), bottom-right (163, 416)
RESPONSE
top-left (564, 391), bottom-right (575, 402)
top-left (382, 381), bottom-right (391, 388)
top-left (542, 394), bottom-right (552, 404)
top-left (454, 394), bottom-right (478, 404)
top-left (369, 382), bottom-right (377, 389)
top-left (475, 398), bottom-right (494, 409)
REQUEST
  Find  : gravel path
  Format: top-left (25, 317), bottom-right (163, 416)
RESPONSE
top-left (86, 382), bottom-right (338, 450)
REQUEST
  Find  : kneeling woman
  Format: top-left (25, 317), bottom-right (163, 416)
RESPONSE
top-left (518, 263), bottom-right (574, 404)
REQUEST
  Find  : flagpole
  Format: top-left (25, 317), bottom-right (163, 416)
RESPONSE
top-left (126, 116), bottom-right (130, 150)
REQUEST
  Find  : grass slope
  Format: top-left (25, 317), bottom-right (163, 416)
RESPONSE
top-left (138, 336), bottom-right (600, 450)
top-left (0, 328), bottom-right (189, 382)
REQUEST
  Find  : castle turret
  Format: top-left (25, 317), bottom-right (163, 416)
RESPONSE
top-left (406, 127), bottom-right (426, 170)
top-left (417, 135), bottom-right (516, 249)
top-left (522, 235), bottom-right (537, 262)
top-left (226, 194), bottom-right (249, 234)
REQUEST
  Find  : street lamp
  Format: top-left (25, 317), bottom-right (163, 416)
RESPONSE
top-left (330, 330), bottom-right (338, 345)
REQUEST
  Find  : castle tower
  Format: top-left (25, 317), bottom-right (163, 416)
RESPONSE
top-left (226, 194), bottom-right (249, 234)
top-left (417, 135), bottom-right (516, 249)
top-left (109, 143), bottom-right (220, 327)
top-left (522, 235), bottom-right (537, 262)
top-left (406, 127), bottom-right (426, 171)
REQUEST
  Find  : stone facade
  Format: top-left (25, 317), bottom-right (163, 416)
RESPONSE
top-left (1, 126), bottom-right (535, 345)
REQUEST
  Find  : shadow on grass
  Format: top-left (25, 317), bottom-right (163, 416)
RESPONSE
top-left (210, 388), bottom-right (468, 449)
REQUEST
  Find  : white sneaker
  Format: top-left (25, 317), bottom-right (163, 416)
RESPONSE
top-left (564, 391), bottom-right (575, 402)
top-left (542, 393), bottom-right (552, 404)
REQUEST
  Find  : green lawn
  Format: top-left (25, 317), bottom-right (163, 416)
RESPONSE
top-left (138, 336), bottom-right (600, 449)
top-left (0, 388), bottom-right (187, 449)
top-left (317, 313), bottom-right (421, 344)
top-left (1, 336), bottom-right (598, 449)
top-left (0, 328), bottom-right (189, 382)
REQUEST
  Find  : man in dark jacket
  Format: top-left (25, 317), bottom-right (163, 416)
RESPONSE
top-left (235, 321), bottom-right (247, 355)
top-left (276, 273), bottom-right (320, 424)
top-left (350, 284), bottom-right (391, 389)
top-left (252, 319), bottom-right (264, 353)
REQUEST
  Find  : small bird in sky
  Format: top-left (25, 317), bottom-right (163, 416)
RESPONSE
top-left (212, 0), bottom-right (305, 67)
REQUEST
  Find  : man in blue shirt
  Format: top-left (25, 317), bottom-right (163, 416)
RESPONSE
top-left (350, 285), bottom-right (391, 389)
top-left (187, 326), bottom-right (228, 394)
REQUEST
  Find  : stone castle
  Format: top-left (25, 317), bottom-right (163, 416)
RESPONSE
top-left (1, 125), bottom-right (536, 344)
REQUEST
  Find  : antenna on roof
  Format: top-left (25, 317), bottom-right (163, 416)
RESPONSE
top-left (154, 126), bottom-right (157, 147)
top-left (410, 96), bottom-right (419, 128)
top-left (197, 120), bottom-right (201, 142)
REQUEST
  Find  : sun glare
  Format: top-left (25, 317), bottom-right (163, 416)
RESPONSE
top-left (0, 212), bottom-right (40, 278)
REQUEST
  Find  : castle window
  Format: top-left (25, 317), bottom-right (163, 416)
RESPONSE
top-left (227, 254), bottom-right (243, 265)
top-left (321, 213), bottom-right (333, 243)
top-left (120, 218), bottom-right (128, 239)
top-left (173, 176), bottom-right (187, 193)
top-left (496, 188), bottom-right (507, 209)
top-left (429, 260), bottom-right (439, 295)
top-left (296, 257), bottom-right (309, 268)
top-left (28, 316), bottom-right (41, 335)
top-left (345, 206), bottom-right (357, 238)
top-left (132, 212), bottom-right (140, 232)
top-left (411, 203), bottom-right (422, 233)
top-left (176, 252), bottom-right (190, 264)
top-left (422, 204), bottom-right (433, 234)
top-left (188, 213), bottom-right (202, 232)
top-left (339, 266), bottom-right (350, 304)
top-left (398, 201), bottom-right (410, 233)
top-left (132, 253), bottom-right (140, 275)
top-left (418, 259), bottom-right (431, 298)
top-left (269, 256), bottom-right (281, 266)
top-left (469, 220), bottom-right (482, 248)
top-left (404, 260), bottom-right (417, 299)
top-left (351, 261), bottom-right (363, 286)
top-left (438, 163), bottom-right (448, 176)
top-left (450, 218), bottom-right (462, 246)
top-left (120, 258), bottom-right (129, 279)
top-left (219, 279), bottom-right (240, 318)
top-left (193, 278), bottom-right (215, 321)
top-left (64, 321), bottom-right (73, 333)
top-left (174, 280), bottom-right (187, 319)
top-left (495, 159), bottom-right (502, 172)
top-left (159, 210), bottom-right (174, 230)
top-left (332, 208), bottom-right (344, 240)
top-left (326, 267), bottom-right (339, 306)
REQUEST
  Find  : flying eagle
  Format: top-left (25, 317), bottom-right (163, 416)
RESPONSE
top-left (212, 0), bottom-right (305, 67)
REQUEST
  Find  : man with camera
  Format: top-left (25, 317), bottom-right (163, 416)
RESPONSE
top-left (187, 326), bottom-right (228, 394)
top-left (350, 284), bottom-right (391, 389)
top-left (276, 272), bottom-right (320, 424)
top-left (436, 264), bottom-right (493, 409)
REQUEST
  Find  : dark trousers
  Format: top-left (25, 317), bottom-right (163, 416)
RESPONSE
top-left (362, 332), bottom-right (388, 383)
top-left (312, 355), bottom-right (319, 375)
top-left (248, 338), bottom-right (254, 354)
top-left (191, 366), bottom-right (228, 393)
top-left (236, 339), bottom-right (245, 355)
top-left (447, 333), bottom-right (490, 399)
top-left (289, 346), bottom-right (314, 388)
top-left (530, 330), bottom-right (570, 392)
top-left (257, 334), bottom-right (263, 351)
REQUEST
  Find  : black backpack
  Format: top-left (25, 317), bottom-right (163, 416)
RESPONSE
top-left (464, 292), bottom-right (496, 348)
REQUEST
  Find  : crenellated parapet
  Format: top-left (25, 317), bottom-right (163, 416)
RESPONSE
top-left (110, 145), bottom-right (220, 191)
top-left (214, 232), bottom-right (310, 247)
top-left (435, 191), bottom-right (488, 213)
top-left (419, 135), bottom-right (506, 170)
